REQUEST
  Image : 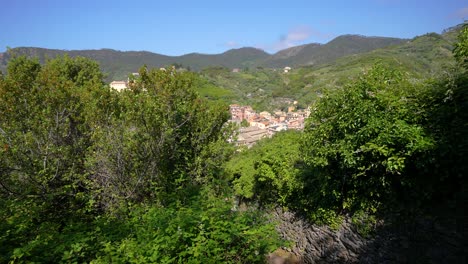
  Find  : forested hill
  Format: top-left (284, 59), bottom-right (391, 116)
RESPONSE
top-left (0, 27), bottom-right (460, 113)
top-left (257, 35), bottom-right (406, 68)
top-left (197, 27), bottom-right (460, 111)
top-left (0, 34), bottom-right (405, 80)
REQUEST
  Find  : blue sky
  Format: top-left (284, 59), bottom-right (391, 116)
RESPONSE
top-left (1, 0), bottom-right (467, 55)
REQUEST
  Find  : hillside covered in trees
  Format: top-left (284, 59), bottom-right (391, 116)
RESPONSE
top-left (0, 34), bottom-right (406, 81)
top-left (0, 24), bottom-right (467, 263)
top-left (198, 26), bottom-right (460, 111)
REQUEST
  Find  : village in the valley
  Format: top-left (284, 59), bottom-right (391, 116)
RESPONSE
top-left (110, 68), bottom-right (310, 149)
top-left (228, 103), bottom-right (310, 148)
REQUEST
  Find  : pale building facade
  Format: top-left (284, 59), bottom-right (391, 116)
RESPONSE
top-left (110, 81), bottom-right (128, 91)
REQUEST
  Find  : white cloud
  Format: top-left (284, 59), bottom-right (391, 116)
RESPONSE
top-left (286, 26), bottom-right (313, 42)
top-left (453, 7), bottom-right (468, 19)
top-left (221, 26), bottom-right (333, 53)
top-left (273, 26), bottom-right (312, 50)
top-left (268, 26), bottom-right (332, 52)
top-left (224, 41), bottom-right (240, 48)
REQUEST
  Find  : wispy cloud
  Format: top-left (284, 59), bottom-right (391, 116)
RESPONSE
top-left (452, 7), bottom-right (468, 20)
top-left (273, 26), bottom-right (312, 51)
top-left (221, 26), bottom-right (333, 53)
top-left (224, 41), bottom-right (240, 48)
top-left (266, 26), bottom-right (332, 52)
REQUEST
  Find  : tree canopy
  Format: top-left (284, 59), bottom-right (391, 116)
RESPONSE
top-left (0, 55), bottom-right (281, 263)
top-left (230, 26), bottom-right (467, 228)
top-left (0, 24), bottom-right (466, 264)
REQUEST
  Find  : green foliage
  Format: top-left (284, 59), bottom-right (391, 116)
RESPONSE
top-left (453, 24), bottom-right (468, 68)
top-left (195, 76), bottom-right (235, 101)
top-left (1, 25), bottom-right (466, 263)
top-left (0, 199), bottom-right (113, 263)
top-left (303, 64), bottom-right (434, 213)
top-left (1, 192), bottom-right (276, 264)
top-left (240, 119), bottom-right (250, 128)
top-left (93, 192), bottom-right (282, 264)
top-left (0, 55), bottom-right (112, 262)
top-left (1, 192), bottom-right (281, 263)
top-left (223, 27), bottom-right (467, 231)
top-left (350, 210), bottom-right (377, 237)
top-left (4, 55), bottom-right (41, 87)
top-left (201, 67), bottom-right (296, 111)
top-left (0, 55), bottom-right (106, 220)
top-left (0, 56), bottom-right (283, 263)
top-left (415, 61), bottom-right (468, 210)
top-left (87, 66), bottom-right (235, 210)
top-left (227, 131), bottom-right (303, 205)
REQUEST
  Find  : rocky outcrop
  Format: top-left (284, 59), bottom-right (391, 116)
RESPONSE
top-left (269, 208), bottom-right (466, 263)
top-left (269, 208), bottom-right (364, 263)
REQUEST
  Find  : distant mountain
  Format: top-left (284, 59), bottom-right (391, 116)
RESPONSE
top-left (0, 33), bottom-right (408, 80)
top-left (174, 47), bottom-right (270, 71)
top-left (199, 26), bottom-right (460, 110)
top-left (0, 48), bottom-right (176, 81)
top-left (0, 24), bottom-right (463, 112)
top-left (260, 35), bottom-right (407, 68)
top-left (0, 46), bottom-right (271, 81)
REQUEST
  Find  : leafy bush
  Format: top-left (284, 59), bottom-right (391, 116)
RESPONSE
top-left (302, 64), bottom-right (434, 214)
top-left (0, 56), bottom-right (282, 263)
top-left (92, 192), bottom-right (282, 264)
top-left (227, 131), bottom-right (303, 205)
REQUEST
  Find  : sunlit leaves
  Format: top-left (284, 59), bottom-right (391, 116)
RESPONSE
top-left (303, 64), bottom-right (434, 213)
top-left (453, 25), bottom-right (468, 68)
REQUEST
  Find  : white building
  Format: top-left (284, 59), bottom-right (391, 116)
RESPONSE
top-left (110, 81), bottom-right (128, 91)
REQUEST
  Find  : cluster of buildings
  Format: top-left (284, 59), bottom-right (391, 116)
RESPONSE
top-left (110, 70), bottom-right (309, 148)
top-left (230, 104), bottom-right (310, 148)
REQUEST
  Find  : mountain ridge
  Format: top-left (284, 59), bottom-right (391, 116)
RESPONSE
top-left (0, 34), bottom-right (409, 80)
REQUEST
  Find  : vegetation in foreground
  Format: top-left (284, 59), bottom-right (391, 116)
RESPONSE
top-left (228, 27), bottom-right (467, 229)
top-left (0, 26), bottom-right (466, 263)
top-left (0, 57), bottom-right (281, 263)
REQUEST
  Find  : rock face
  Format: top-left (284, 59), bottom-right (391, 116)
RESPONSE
top-left (269, 208), bottom-right (364, 263)
top-left (269, 208), bottom-right (466, 263)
